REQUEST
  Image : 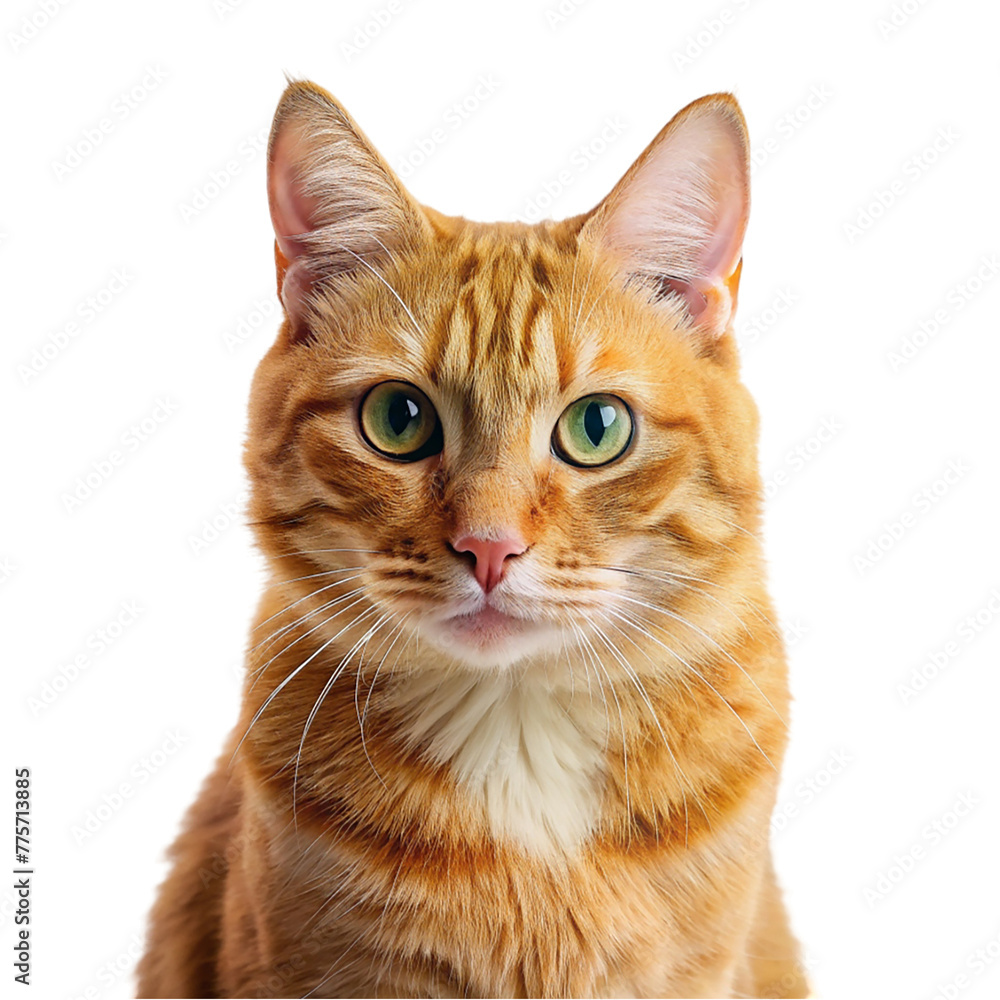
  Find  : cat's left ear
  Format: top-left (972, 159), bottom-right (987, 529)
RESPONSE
top-left (580, 93), bottom-right (749, 340)
top-left (267, 80), bottom-right (431, 339)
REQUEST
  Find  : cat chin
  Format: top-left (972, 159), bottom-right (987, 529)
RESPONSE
top-left (419, 606), bottom-right (563, 670)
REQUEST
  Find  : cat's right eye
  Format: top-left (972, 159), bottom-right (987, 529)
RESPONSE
top-left (359, 381), bottom-right (443, 461)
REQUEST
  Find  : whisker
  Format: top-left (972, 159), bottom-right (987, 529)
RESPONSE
top-left (249, 586), bottom-right (368, 670)
top-left (597, 565), bottom-right (757, 638)
top-left (569, 620), bottom-right (610, 748)
top-left (611, 591), bottom-right (786, 728)
top-left (357, 612), bottom-right (413, 787)
top-left (266, 564), bottom-right (368, 588)
top-left (570, 620), bottom-right (629, 826)
top-left (588, 612), bottom-right (704, 841)
top-left (232, 597), bottom-right (377, 763)
top-left (267, 547), bottom-right (384, 559)
top-left (252, 568), bottom-right (368, 633)
top-left (590, 609), bottom-right (716, 842)
top-left (292, 607), bottom-right (392, 822)
top-left (602, 605), bottom-right (776, 771)
top-left (712, 512), bottom-right (761, 543)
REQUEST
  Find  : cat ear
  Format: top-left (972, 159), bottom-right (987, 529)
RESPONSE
top-left (580, 93), bottom-right (749, 340)
top-left (267, 80), bottom-right (430, 338)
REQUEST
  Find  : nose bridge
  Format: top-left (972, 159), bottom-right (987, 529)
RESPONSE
top-left (446, 377), bottom-right (538, 535)
top-left (448, 463), bottom-right (532, 537)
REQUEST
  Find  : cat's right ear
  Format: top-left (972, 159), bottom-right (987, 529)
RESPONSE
top-left (267, 80), bottom-right (430, 340)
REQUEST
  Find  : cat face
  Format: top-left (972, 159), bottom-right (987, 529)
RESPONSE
top-left (246, 83), bottom-right (761, 672)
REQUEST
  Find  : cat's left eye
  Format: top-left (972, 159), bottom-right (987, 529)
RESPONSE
top-left (552, 394), bottom-right (633, 467)
top-left (359, 381), bottom-right (443, 461)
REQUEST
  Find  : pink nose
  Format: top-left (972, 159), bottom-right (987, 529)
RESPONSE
top-left (451, 532), bottom-right (527, 593)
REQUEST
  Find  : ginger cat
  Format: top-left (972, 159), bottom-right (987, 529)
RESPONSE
top-left (137, 80), bottom-right (808, 998)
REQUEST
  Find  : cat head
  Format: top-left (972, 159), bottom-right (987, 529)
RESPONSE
top-left (246, 80), bottom-right (761, 672)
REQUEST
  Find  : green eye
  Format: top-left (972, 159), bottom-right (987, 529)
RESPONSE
top-left (359, 381), bottom-right (442, 460)
top-left (553, 394), bottom-right (633, 467)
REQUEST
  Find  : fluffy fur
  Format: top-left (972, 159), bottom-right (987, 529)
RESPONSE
top-left (137, 80), bottom-right (808, 998)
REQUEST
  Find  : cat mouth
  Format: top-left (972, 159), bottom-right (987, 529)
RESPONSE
top-left (430, 602), bottom-right (557, 665)
top-left (446, 604), bottom-right (526, 640)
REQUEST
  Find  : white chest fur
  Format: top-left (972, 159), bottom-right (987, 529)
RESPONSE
top-left (397, 666), bottom-right (609, 853)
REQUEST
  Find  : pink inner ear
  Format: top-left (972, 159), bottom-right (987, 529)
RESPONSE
top-left (695, 178), bottom-right (746, 292)
top-left (594, 102), bottom-right (749, 333)
top-left (655, 277), bottom-right (708, 318)
top-left (268, 128), bottom-right (319, 263)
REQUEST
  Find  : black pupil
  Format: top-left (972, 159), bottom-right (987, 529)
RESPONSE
top-left (387, 393), bottom-right (419, 437)
top-left (584, 401), bottom-right (609, 446)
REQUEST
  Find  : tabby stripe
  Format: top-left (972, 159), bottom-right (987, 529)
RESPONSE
top-left (519, 291), bottom-right (544, 370)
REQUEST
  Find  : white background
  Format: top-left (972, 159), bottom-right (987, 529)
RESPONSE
top-left (3, 1), bottom-right (999, 997)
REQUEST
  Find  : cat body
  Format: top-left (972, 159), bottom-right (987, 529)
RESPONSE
top-left (137, 81), bottom-right (808, 998)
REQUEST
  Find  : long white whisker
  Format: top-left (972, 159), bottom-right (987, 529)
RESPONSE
top-left (358, 613), bottom-right (413, 788)
top-left (248, 589), bottom-right (370, 687)
top-left (570, 620), bottom-right (629, 825)
top-left (232, 597), bottom-right (376, 762)
top-left (591, 609), bottom-right (716, 842)
top-left (602, 604), bottom-right (776, 771)
top-left (597, 565), bottom-right (757, 638)
top-left (568, 619), bottom-right (610, 746)
top-left (252, 569), bottom-right (367, 634)
top-left (251, 580), bottom-right (368, 658)
top-left (292, 608), bottom-right (391, 823)
top-left (611, 591), bottom-right (786, 728)
top-left (269, 548), bottom-right (383, 559)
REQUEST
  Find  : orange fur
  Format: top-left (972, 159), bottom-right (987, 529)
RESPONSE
top-left (137, 81), bottom-right (808, 998)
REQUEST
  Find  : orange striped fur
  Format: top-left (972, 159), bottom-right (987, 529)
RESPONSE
top-left (137, 80), bottom-right (808, 998)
